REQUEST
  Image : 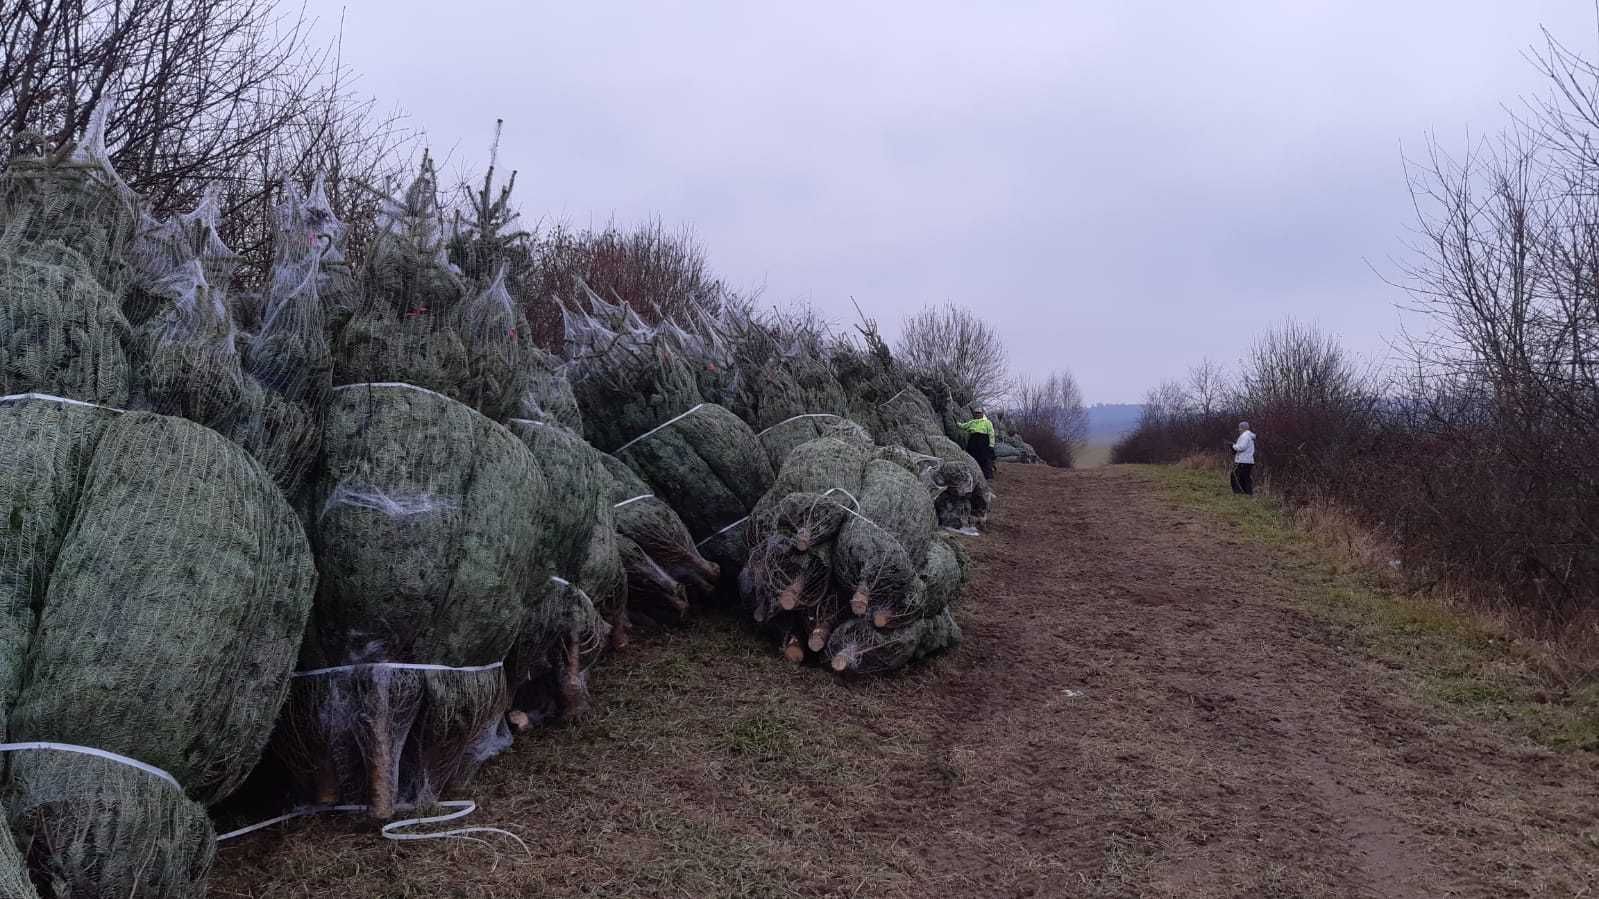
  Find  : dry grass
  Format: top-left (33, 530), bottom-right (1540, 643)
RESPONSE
top-left (1290, 491), bottom-right (1599, 703)
top-left (1145, 464), bottom-right (1599, 752)
top-left (211, 618), bottom-right (954, 899)
top-left (1289, 495), bottom-right (1407, 583)
top-left (1176, 451), bottom-right (1227, 472)
top-left (1073, 442), bottom-right (1114, 468)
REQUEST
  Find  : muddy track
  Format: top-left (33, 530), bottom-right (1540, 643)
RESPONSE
top-left (214, 464), bottom-right (1597, 898)
top-left (897, 464), bottom-right (1596, 897)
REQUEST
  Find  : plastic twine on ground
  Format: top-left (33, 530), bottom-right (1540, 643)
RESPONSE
top-left (215, 799), bottom-right (532, 856)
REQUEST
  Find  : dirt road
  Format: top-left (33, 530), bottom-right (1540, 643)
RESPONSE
top-left (215, 465), bottom-right (1597, 898)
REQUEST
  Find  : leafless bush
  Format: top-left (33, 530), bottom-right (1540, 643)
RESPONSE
top-left (1186, 357), bottom-right (1229, 415)
top-left (522, 218), bottom-right (732, 347)
top-left (0, 0), bottom-right (408, 282)
top-left (1386, 50), bottom-right (1599, 617)
top-left (894, 302), bottom-right (1009, 407)
top-left (1235, 320), bottom-right (1376, 489)
top-left (1008, 370), bottom-right (1087, 467)
top-left (1111, 365), bottom-right (1242, 464)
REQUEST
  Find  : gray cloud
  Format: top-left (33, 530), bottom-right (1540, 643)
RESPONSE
top-left (330, 0), bottom-right (1595, 400)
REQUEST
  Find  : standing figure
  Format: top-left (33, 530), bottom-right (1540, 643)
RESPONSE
top-left (959, 406), bottom-right (997, 481)
top-left (1230, 420), bottom-right (1256, 495)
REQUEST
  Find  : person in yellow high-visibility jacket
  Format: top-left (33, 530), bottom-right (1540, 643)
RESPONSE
top-left (958, 407), bottom-right (997, 480)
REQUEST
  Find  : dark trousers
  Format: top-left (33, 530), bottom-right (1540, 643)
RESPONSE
top-left (1230, 463), bottom-right (1254, 495)
top-left (966, 432), bottom-right (995, 480)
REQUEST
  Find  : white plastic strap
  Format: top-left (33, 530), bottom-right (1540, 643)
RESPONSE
top-left (695, 514), bottom-right (750, 548)
top-left (877, 387), bottom-right (912, 408)
top-left (821, 487), bottom-right (862, 511)
top-left (0, 393), bottom-right (124, 413)
top-left (641, 551), bottom-right (674, 586)
top-left (293, 660), bottom-right (504, 679)
top-left (506, 418), bottom-right (560, 432)
top-left (333, 382), bottom-right (454, 404)
top-left (755, 413), bottom-right (840, 437)
top-left (548, 576), bottom-right (597, 607)
top-left (553, 569), bottom-right (598, 598)
top-left (0, 741), bottom-right (179, 789)
top-left (613, 494), bottom-right (654, 509)
top-left (614, 403), bottom-right (708, 454)
top-left (382, 799), bottom-right (530, 850)
top-left (820, 487), bottom-right (873, 524)
top-left (216, 799), bottom-right (531, 854)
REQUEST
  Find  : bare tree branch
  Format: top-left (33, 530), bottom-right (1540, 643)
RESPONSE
top-left (894, 302), bottom-right (1010, 407)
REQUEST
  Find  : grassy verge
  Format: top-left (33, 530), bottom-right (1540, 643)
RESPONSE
top-left (1139, 464), bottom-right (1599, 752)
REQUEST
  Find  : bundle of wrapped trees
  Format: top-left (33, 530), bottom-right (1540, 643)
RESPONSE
top-left (741, 434), bottom-right (966, 675)
top-left (563, 297), bottom-right (774, 575)
top-left (520, 344), bottom-right (584, 431)
top-left (0, 96), bottom-right (999, 890)
top-left (993, 427), bottom-right (1043, 464)
top-left (551, 297), bottom-right (979, 676)
top-left (278, 384), bottom-right (546, 817)
top-left (505, 418), bottom-right (623, 726)
top-left (663, 306), bottom-right (740, 408)
top-left (277, 165), bottom-right (627, 814)
top-left (236, 182), bottom-right (338, 499)
top-left (0, 395), bottom-right (315, 897)
top-left (756, 413), bottom-right (874, 474)
top-left (831, 343), bottom-right (990, 532)
top-left (562, 292), bottom-right (700, 452)
top-left (511, 346), bottom-right (720, 629)
top-left (0, 111), bottom-right (324, 896)
top-left (599, 453), bottom-right (722, 622)
top-left (715, 303), bottom-right (849, 434)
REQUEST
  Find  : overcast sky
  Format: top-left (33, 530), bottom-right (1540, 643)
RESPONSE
top-left (327, 1), bottom-right (1596, 402)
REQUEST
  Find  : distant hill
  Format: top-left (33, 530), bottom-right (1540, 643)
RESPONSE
top-left (1085, 404), bottom-right (1143, 444)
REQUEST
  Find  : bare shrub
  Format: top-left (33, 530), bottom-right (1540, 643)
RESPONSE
top-left (1186, 357), bottom-right (1229, 416)
top-left (1235, 320), bottom-right (1376, 491)
top-left (0, 0), bottom-right (408, 281)
top-left (523, 218), bottom-right (732, 347)
top-left (895, 302), bottom-right (1009, 407)
top-left (1008, 370), bottom-right (1087, 467)
top-left (1110, 365), bottom-right (1242, 464)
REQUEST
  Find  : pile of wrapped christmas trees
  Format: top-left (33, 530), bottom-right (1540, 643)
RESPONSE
top-left (0, 106), bottom-right (1033, 897)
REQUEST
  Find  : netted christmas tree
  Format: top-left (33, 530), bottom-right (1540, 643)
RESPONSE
top-left (0, 395), bottom-right (315, 897)
top-left (0, 102), bottom-right (137, 406)
top-left (124, 192), bottom-right (249, 431)
top-left (333, 155), bottom-right (475, 409)
top-left (717, 302), bottom-right (849, 434)
top-left (448, 140), bottom-right (535, 422)
top-left (276, 384), bottom-right (548, 818)
top-left (504, 419), bottom-right (621, 726)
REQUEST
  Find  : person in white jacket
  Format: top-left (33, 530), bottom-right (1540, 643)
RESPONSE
top-left (1230, 421), bottom-right (1256, 495)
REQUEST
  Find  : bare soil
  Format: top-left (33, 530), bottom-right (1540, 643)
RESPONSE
top-left (212, 465), bottom-right (1598, 898)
